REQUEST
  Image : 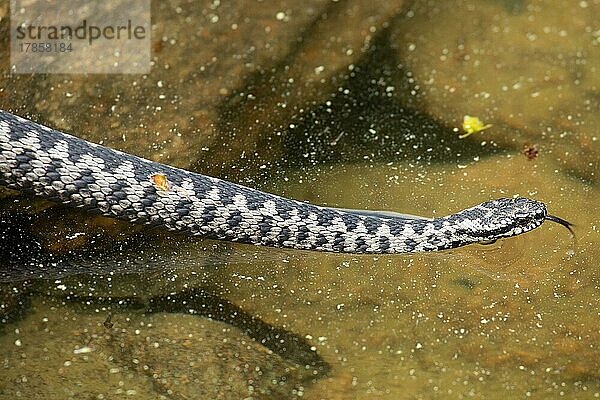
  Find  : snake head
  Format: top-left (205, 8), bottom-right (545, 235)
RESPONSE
top-left (452, 197), bottom-right (549, 242)
top-left (494, 197), bottom-right (548, 235)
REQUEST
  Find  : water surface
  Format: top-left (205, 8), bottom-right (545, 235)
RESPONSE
top-left (1, 0), bottom-right (599, 399)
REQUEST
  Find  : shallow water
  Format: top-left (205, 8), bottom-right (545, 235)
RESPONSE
top-left (2, 157), bottom-right (598, 399)
top-left (1, 0), bottom-right (599, 399)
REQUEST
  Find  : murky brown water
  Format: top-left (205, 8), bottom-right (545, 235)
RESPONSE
top-left (1, 0), bottom-right (599, 399)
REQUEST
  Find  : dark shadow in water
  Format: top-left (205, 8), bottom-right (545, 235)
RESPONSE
top-left (56, 288), bottom-right (330, 379)
top-left (494, 0), bottom-right (527, 15)
top-left (0, 211), bottom-right (45, 263)
top-left (277, 26), bottom-right (491, 168)
top-left (215, 19), bottom-right (509, 187)
top-left (0, 206), bottom-right (207, 283)
top-left (1, 212), bottom-right (330, 377)
top-left (146, 288), bottom-right (330, 375)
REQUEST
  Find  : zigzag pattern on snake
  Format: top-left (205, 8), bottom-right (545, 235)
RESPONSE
top-left (0, 110), bottom-right (571, 254)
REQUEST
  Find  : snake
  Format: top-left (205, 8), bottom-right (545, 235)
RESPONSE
top-left (0, 110), bottom-right (572, 254)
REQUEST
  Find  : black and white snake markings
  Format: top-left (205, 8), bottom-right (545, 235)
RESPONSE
top-left (0, 110), bottom-right (572, 254)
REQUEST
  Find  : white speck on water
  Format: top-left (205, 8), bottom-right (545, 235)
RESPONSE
top-left (65, 232), bottom-right (86, 240)
top-left (15, 339), bottom-right (22, 347)
top-left (74, 346), bottom-right (93, 354)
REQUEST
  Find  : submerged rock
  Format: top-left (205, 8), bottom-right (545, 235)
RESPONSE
top-left (390, 0), bottom-right (599, 183)
top-left (0, 295), bottom-right (327, 399)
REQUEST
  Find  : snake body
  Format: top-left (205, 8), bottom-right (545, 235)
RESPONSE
top-left (0, 110), bottom-right (558, 254)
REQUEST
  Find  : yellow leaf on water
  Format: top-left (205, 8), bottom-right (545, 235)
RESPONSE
top-left (459, 115), bottom-right (493, 138)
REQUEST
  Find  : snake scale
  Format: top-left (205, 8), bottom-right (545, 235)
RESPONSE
top-left (0, 110), bottom-right (571, 254)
